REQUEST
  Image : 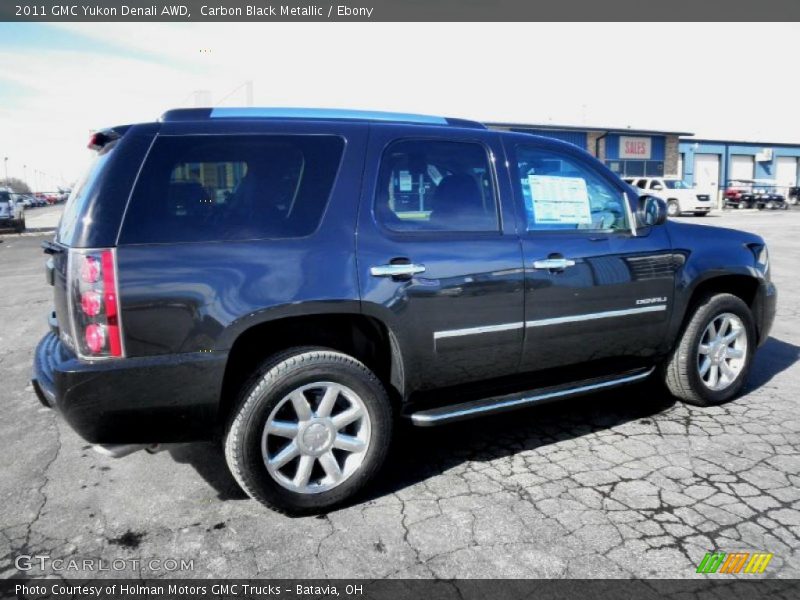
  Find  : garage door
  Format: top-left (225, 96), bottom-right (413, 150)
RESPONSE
top-left (730, 154), bottom-right (755, 181)
top-left (694, 153), bottom-right (720, 193)
top-left (776, 156), bottom-right (798, 193)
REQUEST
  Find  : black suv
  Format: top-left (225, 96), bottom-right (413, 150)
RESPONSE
top-left (34, 108), bottom-right (777, 513)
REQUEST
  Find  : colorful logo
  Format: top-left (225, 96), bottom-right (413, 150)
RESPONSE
top-left (696, 552), bottom-right (773, 574)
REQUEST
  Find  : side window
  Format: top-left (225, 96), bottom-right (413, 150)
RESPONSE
top-left (515, 145), bottom-right (630, 232)
top-left (649, 180), bottom-right (661, 189)
top-left (375, 139), bottom-right (499, 232)
top-left (636, 179), bottom-right (648, 189)
top-left (120, 135), bottom-right (344, 243)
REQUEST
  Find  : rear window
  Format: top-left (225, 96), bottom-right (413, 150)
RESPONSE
top-left (120, 135), bottom-right (344, 244)
top-left (57, 143), bottom-right (116, 244)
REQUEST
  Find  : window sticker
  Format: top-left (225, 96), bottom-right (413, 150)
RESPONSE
top-left (398, 170), bottom-right (413, 192)
top-left (527, 174), bottom-right (591, 225)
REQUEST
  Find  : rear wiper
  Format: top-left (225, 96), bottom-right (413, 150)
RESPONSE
top-left (41, 240), bottom-right (64, 255)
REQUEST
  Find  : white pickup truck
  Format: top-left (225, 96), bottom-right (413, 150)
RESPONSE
top-left (623, 177), bottom-right (712, 217)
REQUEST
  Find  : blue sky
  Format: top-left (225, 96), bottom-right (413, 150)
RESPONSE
top-left (1, 22), bottom-right (800, 188)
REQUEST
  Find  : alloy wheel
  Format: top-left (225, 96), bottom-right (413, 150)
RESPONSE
top-left (261, 382), bottom-right (371, 494)
top-left (697, 312), bottom-right (748, 391)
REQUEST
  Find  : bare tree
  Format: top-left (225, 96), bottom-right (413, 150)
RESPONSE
top-left (0, 178), bottom-right (31, 194)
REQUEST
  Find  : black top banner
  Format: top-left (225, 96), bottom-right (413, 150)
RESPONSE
top-left (2, 0), bottom-right (800, 21)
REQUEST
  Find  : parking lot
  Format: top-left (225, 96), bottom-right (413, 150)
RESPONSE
top-left (1, 209), bottom-right (798, 579)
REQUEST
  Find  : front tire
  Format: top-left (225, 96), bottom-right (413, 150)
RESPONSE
top-left (667, 200), bottom-right (680, 217)
top-left (15, 217), bottom-right (25, 233)
top-left (663, 293), bottom-right (755, 406)
top-left (224, 347), bottom-right (392, 514)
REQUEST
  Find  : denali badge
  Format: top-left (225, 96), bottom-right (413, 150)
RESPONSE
top-left (636, 297), bottom-right (668, 305)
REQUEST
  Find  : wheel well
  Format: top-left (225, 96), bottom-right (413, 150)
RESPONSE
top-left (688, 274), bottom-right (759, 314)
top-left (217, 314), bottom-right (398, 428)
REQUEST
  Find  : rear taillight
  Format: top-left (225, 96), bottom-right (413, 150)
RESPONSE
top-left (68, 248), bottom-right (124, 359)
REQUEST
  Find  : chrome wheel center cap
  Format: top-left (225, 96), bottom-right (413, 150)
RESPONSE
top-left (299, 421), bottom-right (333, 455)
top-left (712, 344), bottom-right (726, 363)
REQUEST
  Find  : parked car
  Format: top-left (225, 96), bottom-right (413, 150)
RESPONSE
top-left (0, 187), bottom-right (26, 232)
top-left (15, 194), bottom-right (35, 208)
top-left (787, 186), bottom-right (799, 206)
top-left (724, 179), bottom-right (787, 210)
top-left (623, 177), bottom-right (712, 217)
top-left (33, 108), bottom-right (777, 514)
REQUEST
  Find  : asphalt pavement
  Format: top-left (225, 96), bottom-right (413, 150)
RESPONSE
top-left (1, 209), bottom-right (798, 579)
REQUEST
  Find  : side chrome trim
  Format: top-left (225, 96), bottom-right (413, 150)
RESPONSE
top-left (410, 368), bottom-right (654, 426)
top-left (525, 305), bottom-right (666, 328)
top-left (433, 305), bottom-right (667, 340)
top-left (433, 322), bottom-right (524, 340)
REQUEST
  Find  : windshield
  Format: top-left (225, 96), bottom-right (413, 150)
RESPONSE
top-left (664, 180), bottom-right (691, 189)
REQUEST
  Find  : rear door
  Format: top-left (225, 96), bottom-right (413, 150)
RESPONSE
top-left (357, 124), bottom-right (524, 393)
top-left (503, 136), bottom-right (676, 373)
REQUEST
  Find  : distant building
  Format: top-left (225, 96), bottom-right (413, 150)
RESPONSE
top-left (487, 122), bottom-right (690, 179)
top-left (679, 139), bottom-right (800, 200)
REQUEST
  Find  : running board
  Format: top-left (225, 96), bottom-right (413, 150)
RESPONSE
top-left (408, 367), bottom-right (654, 427)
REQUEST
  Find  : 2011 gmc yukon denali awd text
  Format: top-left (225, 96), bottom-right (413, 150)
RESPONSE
top-left (32, 108), bottom-right (777, 514)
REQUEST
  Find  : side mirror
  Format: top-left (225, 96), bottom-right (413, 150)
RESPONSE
top-left (638, 195), bottom-right (668, 226)
top-left (652, 184), bottom-right (664, 191)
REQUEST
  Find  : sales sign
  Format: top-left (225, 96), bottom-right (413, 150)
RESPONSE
top-left (619, 136), bottom-right (652, 159)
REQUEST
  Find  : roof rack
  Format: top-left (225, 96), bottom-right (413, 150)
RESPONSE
top-left (159, 107), bottom-right (486, 129)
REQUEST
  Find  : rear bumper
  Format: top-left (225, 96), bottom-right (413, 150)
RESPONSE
top-left (33, 332), bottom-right (228, 444)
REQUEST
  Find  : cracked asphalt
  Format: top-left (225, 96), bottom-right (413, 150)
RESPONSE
top-left (1, 209), bottom-right (799, 579)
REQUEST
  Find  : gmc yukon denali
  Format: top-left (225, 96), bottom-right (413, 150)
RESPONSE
top-left (33, 108), bottom-right (777, 513)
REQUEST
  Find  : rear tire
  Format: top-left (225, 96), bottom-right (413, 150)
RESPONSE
top-left (224, 347), bottom-right (392, 514)
top-left (663, 293), bottom-right (755, 406)
top-left (15, 217), bottom-right (25, 233)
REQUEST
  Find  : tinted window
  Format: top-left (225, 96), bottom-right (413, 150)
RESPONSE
top-left (375, 139), bottom-right (498, 232)
top-left (120, 135), bottom-right (344, 243)
top-left (515, 146), bottom-right (629, 232)
top-left (58, 142), bottom-right (116, 245)
top-left (649, 180), bottom-right (662, 189)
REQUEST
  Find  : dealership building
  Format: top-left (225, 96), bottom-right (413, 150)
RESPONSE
top-left (489, 121), bottom-right (800, 203)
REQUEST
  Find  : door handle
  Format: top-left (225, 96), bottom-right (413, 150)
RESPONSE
top-left (532, 258), bottom-right (576, 271)
top-left (370, 263), bottom-right (426, 277)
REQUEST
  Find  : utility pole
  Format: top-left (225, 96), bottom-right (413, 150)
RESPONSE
top-left (3, 157), bottom-right (7, 186)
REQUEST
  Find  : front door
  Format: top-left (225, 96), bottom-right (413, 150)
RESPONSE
top-left (504, 138), bottom-right (676, 373)
top-left (357, 125), bottom-right (524, 393)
